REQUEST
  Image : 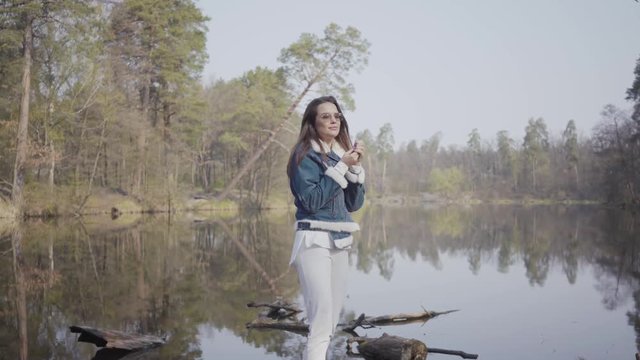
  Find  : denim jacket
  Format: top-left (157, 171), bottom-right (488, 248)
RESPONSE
top-left (289, 140), bottom-right (366, 241)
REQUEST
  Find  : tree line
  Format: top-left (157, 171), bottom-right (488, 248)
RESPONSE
top-left (358, 86), bottom-right (640, 205)
top-left (0, 0), bottom-right (370, 215)
top-left (1, 0), bottom-right (639, 216)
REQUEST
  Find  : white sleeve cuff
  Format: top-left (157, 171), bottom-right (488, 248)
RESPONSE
top-left (345, 165), bottom-right (365, 184)
top-left (334, 161), bottom-right (349, 176)
top-left (325, 166), bottom-right (348, 189)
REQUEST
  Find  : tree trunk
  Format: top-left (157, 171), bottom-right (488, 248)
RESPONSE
top-left (381, 158), bottom-right (387, 194)
top-left (366, 153), bottom-right (373, 194)
top-left (12, 14), bottom-right (34, 219)
top-left (48, 141), bottom-right (55, 190)
top-left (135, 78), bottom-right (150, 195)
top-left (13, 228), bottom-right (28, 360)
top-left (532, 158), bottom-right (537, 192)
top-left (573, 163), bottom-right (579, 194)
top-left (75, 117), bottom-right (108, 214)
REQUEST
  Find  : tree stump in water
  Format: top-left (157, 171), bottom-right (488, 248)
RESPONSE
top-left (69, 325), bottom-right (165, 350)
top-left (350, 333), bottom-right (428, 360)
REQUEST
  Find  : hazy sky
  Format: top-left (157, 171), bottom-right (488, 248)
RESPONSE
top-left (197, 0), bottom-right (640, 147)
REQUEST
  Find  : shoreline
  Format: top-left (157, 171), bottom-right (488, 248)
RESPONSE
top-left (1, 192), bottom-right (628, 221)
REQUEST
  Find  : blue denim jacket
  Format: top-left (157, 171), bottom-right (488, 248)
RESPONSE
top-left (289, 143), bottom-right (366, 240)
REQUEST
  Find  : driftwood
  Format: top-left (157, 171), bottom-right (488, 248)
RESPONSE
top-left (92, 347), bottom-right (160, 360)
top-left (246, 300), bottom-right (308, 335)
top-left (246, 303), bottom-right (458, 335)
top-left (342, 309), bottom-right (459, 334)
top-left (347, 334), bottom-right (479, 360)
top-left (247, 299), bottom-right (302, 320)
top-left (69, 325), bottom-right (165, 351)
top-left (246, 300), bottom-right (477, 359)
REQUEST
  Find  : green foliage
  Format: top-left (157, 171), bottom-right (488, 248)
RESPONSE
top-left (626, 54), bottom-right (640, 123)
top-left (522, 117), bottom-right (550, 192)
top-left (592, 104), bottom-right (640, 204)
top-left (562, 120), bottom-right (578, 164)
top-left (376, 123), bottom-right (395, 158)
top-left (278, 23), bottom-right (370, 110)
top-left (428, 167), bottom-right (466, 197)
top-left (356, 129), bottom-right (376, 153)
top-left (467, 128), bottom-right (482, 154)
top-left (198, 66), bottom-right (291, 198)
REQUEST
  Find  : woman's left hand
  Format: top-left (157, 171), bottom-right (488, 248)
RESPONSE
top-left (353, 142), bottom-right (365, 163)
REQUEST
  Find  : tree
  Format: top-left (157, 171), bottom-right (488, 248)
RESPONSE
top-left (466, 128), bottom-right (482, 190)
top-left (496, 130), bottom-right (517, 190)
top-left (3, 0), bottom-right (92, 217)
top-left (198, 67), bottom-right (290, 204)
top-left (11, 6), bottom-right (34, 218)
top-left (376, 123), bottom-right (395, 194)
top-left (216, 23), bottom-right (370, 200)
top-left (428, 167), bottom-right (465, 198)
top-left (592, 105), bottom-right (639, 204)
top-left (467, 128), bottom-right (481, 154)
top-left (562, 120), bottom-right (579, 193)
top-left (356, 129), bottom-right (377, 192)
top-left (522, 118), bottom-right (550, 193)
top-left (108, 0), bottom-right (208, 194)
top-left (420, 132), bottom-right (441, 180)
top-left (626, 54), bottom-right (640, 125)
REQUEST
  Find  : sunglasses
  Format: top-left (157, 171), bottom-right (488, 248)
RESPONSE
top-left (318, 113), bottom-right (344, 121)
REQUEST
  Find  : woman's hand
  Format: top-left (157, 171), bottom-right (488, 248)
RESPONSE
top-left (341, 142), bottom-right (365, 167)
top-left (352, 141), bottom-right (365, 163)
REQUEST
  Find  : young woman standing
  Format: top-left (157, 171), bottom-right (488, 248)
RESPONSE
top-left (287, 96), bottom-right (366, 359)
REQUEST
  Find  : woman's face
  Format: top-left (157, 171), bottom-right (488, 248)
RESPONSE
top-left (314, 102), bottom-right (342, 143)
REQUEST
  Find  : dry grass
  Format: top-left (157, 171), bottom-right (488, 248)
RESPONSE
top-left (0, 198), bottom-right (15, 219)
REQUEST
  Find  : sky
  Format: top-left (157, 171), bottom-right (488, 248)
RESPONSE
top-left (196, 0), bottom-right (640, 147)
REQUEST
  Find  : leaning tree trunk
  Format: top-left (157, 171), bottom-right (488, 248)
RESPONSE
top-left (215, 85), bottom-right (310, 201)
top-left (12, 14), bottom-right (34, 219)
top-left (216, 50), bottom-right (341, 201)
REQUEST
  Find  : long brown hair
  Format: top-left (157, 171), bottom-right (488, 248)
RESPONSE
top-left (287, 96), bottom-right (353, 178)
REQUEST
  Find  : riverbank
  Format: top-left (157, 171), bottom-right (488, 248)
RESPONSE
top-left (0, 185), bottom-right (238, 219)
top-left (0, 184), bottom-right (298, 220)
top-left (0, 185), bottom-right (626, 221)
top-left (368, 193), bottom-right (604, 207)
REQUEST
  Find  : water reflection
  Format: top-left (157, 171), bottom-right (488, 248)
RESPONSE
top-left (0, 205), bottom-right (637, 359)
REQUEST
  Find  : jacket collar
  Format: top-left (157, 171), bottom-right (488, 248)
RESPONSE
top-left (310, 139), bottom-right (346, 158)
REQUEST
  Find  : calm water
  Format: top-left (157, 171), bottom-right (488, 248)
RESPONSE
top-left (0, 205), bottom-right (638, 360)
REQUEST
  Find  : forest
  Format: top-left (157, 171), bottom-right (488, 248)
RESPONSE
top-left (1, 0), bottom-right (640, 219)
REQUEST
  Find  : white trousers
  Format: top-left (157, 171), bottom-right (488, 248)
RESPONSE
top-left (294, 245), bottom-right (349, 360)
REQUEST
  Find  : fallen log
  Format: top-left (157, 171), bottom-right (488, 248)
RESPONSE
top-left (362, 308), bottom-right (459, 326)
top-left (342, 309), bottom-right (459, 334)
top-left (245, 318), bottom-right (309, 335)
top-left (246, 300), bottom-right (477, 358)
top-left (348, 334), bottom-right (478, 360)
top-left (69, 325), bottom-right (165, 351)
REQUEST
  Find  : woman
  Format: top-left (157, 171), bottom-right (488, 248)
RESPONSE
top-left (287, 95), bottom-right (366, 359)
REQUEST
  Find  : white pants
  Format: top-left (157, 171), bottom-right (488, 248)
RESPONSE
top-left (294, 245), bottom-right (349, 360)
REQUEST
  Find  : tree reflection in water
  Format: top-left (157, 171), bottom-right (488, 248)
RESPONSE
top-left (0, 205), bottom-right (638, 358)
